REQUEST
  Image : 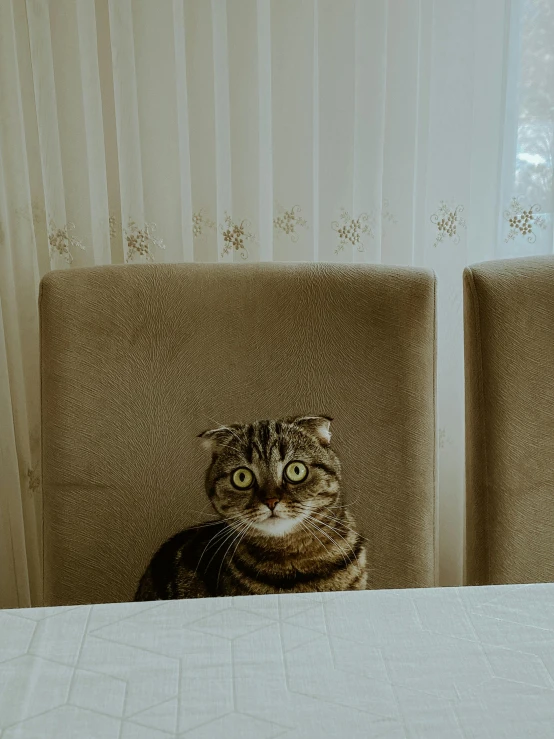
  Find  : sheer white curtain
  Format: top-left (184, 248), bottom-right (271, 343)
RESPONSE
top-left (1, 0), bottom-right (553, 607)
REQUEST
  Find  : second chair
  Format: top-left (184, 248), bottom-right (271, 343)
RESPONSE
top-left (464, 255), bottom-right (554, 586)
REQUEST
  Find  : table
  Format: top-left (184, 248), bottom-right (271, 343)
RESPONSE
top-left (1, 584), bottom-right (554, 738)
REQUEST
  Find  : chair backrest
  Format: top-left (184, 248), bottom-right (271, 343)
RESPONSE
top-left (464, 256), bottom-right (554, 585)
top-left (40, 262), bottom-right (437, 605)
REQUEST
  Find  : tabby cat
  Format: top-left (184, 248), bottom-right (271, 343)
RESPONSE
top-left (135, 416), bottom-right (367, 600)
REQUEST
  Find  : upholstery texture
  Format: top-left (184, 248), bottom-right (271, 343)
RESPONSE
top-left (464, 256), bottom-right (554, 586)
top-left (40, 263), bottom-right (437, 606)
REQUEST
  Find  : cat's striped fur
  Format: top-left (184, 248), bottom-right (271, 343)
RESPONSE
top-left (135, 416), bottom-right (367, 600)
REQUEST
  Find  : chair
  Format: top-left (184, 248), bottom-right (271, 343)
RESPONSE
top-left (40, 262), bottom-right (437, 605)
top-left (464, 256), bottom-right (554, 585)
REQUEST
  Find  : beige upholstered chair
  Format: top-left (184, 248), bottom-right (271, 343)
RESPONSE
top-left (40, 263), bottom-right (437, 605)
top-left (464, 256), bottom-right (554, 585)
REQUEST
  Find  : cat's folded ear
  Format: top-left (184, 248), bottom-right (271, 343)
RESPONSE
top-left (197, 426), bottom-right (236, 452)
top-left (293, 416), bottom-right (333, 446)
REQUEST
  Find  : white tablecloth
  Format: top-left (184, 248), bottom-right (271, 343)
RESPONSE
top-left (1, 584), bottom-right (554, 737)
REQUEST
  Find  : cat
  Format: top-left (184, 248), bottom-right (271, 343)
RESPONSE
top-left (135, 416), bottom-right (367, 600)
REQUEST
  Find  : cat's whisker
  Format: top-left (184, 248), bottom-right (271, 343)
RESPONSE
top-left (203, 515), bottom-right (255, 567)
top-left (198, 527), bottom-right (244, 576)
top-left (218, 520), bottom-right (255, 591)
top-left (214, 442), bottom-right (244, 455)
top-left (189, 513), bottom-right (244, 529)
top-left (183, 504), bottom-right (218, 519)
top-left (300, 504), bottom-right (363, 560)
top-left (225, 428), bottom-right (244, 445)
top-left (186, 510), bottom-right (247, 532)
top-left (204, 414), bottom-right (244, 447)
top-left (204, 517), bottom-right (255, 573)
top-left (221, 427), bottom-right (244, 448)
top-left (194, 529), bottom-right (234, 573)
top-left (323, 514), bottom-right (369, 542)
top-left (311, 516), bottom-right (362, 568)
top-left (187, 503), bottom-right (214, 515)
top-left (329, 500), bottom-right (363, 512)
top-left (297, 519), bottom-right (333, 559)
top-left (299, 506), bottom-right (357, 565)
top-left (188, 516), bottom-right (241, 531)
top-left (318, 512), bottom-right (371, 545)
top-left (301, 515), bottom-right (352, 568)
top-left (330, 494), bottom-right (363, 506)
top-left (215, 534), bottom-right (241, 593)
top-left (194, 518), bottom-right (251, 573)
top-left (305, 521), bottom-right (352, 569)
top-left (327, 503), bottom-right (371, 530)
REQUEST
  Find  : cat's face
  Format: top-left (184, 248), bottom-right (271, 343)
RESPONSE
top-left (199, 417), bottom-right (342, 537)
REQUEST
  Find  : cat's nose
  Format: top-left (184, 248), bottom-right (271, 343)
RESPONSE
top-left (264, 498), bottom-right (279, 511)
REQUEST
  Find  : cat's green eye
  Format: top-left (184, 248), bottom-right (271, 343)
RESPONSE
top-left (284, 461), bottom-right (308, 484)
top-left (231, 467), bottom-right (254, 490)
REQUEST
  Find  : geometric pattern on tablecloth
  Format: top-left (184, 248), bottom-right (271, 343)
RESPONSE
top-left (1, 584), bottom-right (554, 737)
